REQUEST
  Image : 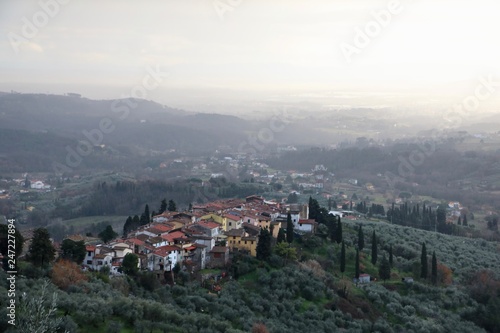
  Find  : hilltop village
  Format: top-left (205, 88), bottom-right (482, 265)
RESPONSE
top-left (71, 195), bottom-right (322, 281)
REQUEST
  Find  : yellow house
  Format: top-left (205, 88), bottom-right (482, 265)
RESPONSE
top-left (223, 213), bottom-right (242, 231)
top-left (257, 216), bottom-right (281, 238)
top-left (225, 228), bottom-right (257, 257)
top-left (200, 213), bottom-right (228, 230)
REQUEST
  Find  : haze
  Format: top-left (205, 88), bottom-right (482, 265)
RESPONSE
top-left (1, 0), bottom-right (500, 113)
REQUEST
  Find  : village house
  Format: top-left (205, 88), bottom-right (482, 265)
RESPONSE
top-left (30, 180), bottom-right (50, 190)
top-left (188, 243), bottom-right (207, 270)
top-left (223, 213), bottom-right (243, 231)
top-left (190, 220), bottom-right (221, 238)
top-left (84, 245), bottom-right (114, 271)
top-left (209, 246), bottom-right (229, 268)
top-left (147, 245), bottom-right (181, 279)
top-left (296, 219), bottom-right (318, 233)
top-left (225, 225), bottom-right (258, 257)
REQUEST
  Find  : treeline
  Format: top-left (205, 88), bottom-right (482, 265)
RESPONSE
top-left (354, 202), bottom-right (385, 216)
top-left (387, 202), bottom-right (438, 231)
top-left (78, 180), bottom-right (196, 216)
top-left (386, 202), bottom-right (468, 236)
top-left (77, 179), bottom-right (268, 217)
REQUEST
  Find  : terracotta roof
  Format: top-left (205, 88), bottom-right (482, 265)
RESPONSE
top-left (148, 236), bottom-right (163, 244)
top-left (153, 211), bottom-right (179, 218)
top-left (224, 214), bottom-right (241, 221)
top-left (197, 220), bottom-right (220, 229)
top-left (127, 238), bottom-right (145, 246)
top-left (153, 245), bottom-right (180, 257)
top-left (298, 219), bottom-right (317, 225)
top-left (161, 231), bottom-right (187, 243)
top-left (86, 245), bottom-right (96, 252)
top-left (225, 229), bottom-right (245, 237)
top-left (210, 246), bottom-right (228, 253)
top-left (135, 234), bottom-right (150, 241)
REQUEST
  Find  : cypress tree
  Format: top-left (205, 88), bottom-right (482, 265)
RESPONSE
top-left (27, 228), bottom-right (55, 267)
top-left (340, 240), bottom-right (346, 276)
top-left (256, 227), bottom-right (272, 261)
top-left (277, 228), bottom-right (286, 243)
top-left (463, 214), bottom-right (468, 226)
top-left (159, 198), bottom-right (167, 214)
top-left (355, 248), bottom-right (360, 279)
top-left (436, 205), bottom-right (448, 234)
top-left (168, 199), bottom-right (177, 212)
top-left (379, 254), bottom-right (391, 284)
top-left (431, 251), bottom-right (437, 284)
top-left (335, 216), bottom-right (342, 244)
top-left (123, 216), bottom-right (133, 237)
top-left (420, 242), bottom-right (428, 279)
top-left (358, 225), bottom-right (364, 250)
top-left (132, 215), bottom-right (140, 230)
top-left (286, 212), bottom-right (294, 243)
top-left (328, 215), bottom-right (336, 242)
top-left (144, 204), bottom-right (150, 224)
top-left (457, 216), bottom-right (462, 226)
top-left (371, 230), bottom-right (377, 265)
top-left (139, 213), bottom-right (148, 226)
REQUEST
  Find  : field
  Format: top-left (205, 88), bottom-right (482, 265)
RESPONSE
top-left (61, 215), bottom-right (127, 230)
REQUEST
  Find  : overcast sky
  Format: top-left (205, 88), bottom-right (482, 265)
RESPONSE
top-left (1, 0), bottom-right (500, 109)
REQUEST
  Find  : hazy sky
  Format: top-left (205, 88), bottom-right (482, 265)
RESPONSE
top-left (1, 0), bottom-right (500, 109)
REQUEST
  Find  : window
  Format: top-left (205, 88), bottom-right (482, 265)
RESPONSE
top-left (87, 251), bottom-right (92, 256)
top-left (245, 241), bottom-right (247, 244)
top-left (86, 260), bottom-right (92, 265)
top-left (98, 261), bottom-right (103, 265)
top-left (238, 241), bottom-right (241, 244)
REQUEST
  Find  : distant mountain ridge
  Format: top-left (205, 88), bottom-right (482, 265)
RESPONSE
top-left (0, 92), bottom-right (252, 172)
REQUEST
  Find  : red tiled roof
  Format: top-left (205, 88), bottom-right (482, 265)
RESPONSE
top-left (224, 214), bottom-right (241, 221)
top-left (299, 219), bottom-right (317, 225)
top-left (197, 220), bottom-right (220, 229)
top-left (86, 245), bottom-right (96, 252)
top-left (127, 238), bottom-right (145, 246)
top-left (161, 231), bottom-right (187, 243)
top-left (146, 227), bottom-right (160, 234)
top-left (153, 245), bottom-right (180, 257)
top-left (154, 224), bottom-right (173, 232)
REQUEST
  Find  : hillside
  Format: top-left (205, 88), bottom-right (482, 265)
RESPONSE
top-left (2, 219), bottom-right (499, 333)
top-left (0, 93), bottom-right (250, 172)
